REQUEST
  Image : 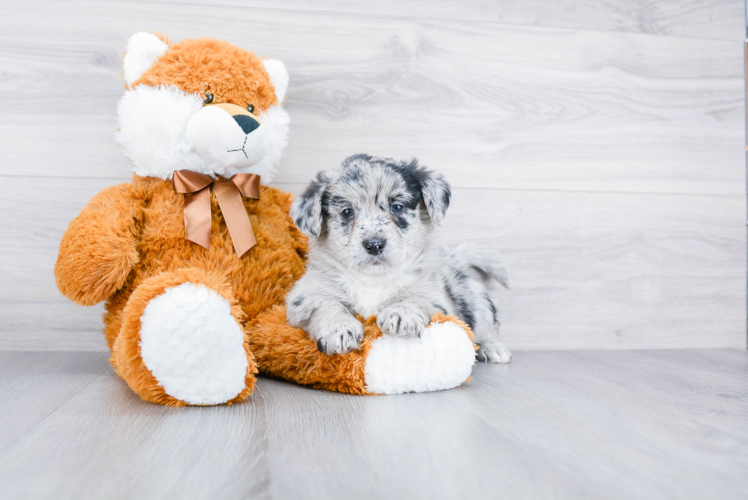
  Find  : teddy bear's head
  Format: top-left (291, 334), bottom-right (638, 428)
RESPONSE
top-left (116, 32), bottom-right (290, 183)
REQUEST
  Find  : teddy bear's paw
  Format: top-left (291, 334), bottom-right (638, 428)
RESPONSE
top-left (364, 319), bottom-right (476, 394)
top-left (139, 282), bottom-right (249, 405)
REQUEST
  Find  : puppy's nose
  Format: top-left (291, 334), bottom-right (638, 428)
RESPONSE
top-left (233, 114), bottom-right (260, 135)
top-left (363, 238), bottom-right (386, 255)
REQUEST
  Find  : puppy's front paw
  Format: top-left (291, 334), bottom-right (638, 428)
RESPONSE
top-left (377, 305), bottom-right (429, 338)
top-left (476, 339), bottom-right (512, 364)
top-left (314, 316), bottom-right (364, 355)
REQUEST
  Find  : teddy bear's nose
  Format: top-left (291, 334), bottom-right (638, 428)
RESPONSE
top-left (233, 114), bottom-right (260, 135)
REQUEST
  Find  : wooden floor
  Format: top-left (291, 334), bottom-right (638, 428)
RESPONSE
top-left (0, 349), bottom-right (746, 499)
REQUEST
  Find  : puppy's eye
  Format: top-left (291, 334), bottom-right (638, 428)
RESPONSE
top-left (247, 104), bottom-right (255, 113)
top-left (342, 208), bottom-right (355, 219)
top-left (390, 204), bottom-right (404, 215)
top-left (203, 92), bottom-right (214, 105)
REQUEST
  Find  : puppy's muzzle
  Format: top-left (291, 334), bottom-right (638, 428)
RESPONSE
top-left (363, 238), bottom-right (386, 255)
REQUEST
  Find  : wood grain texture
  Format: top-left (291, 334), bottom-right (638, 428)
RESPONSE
top-left (0, 0), bottom-right (743, 195)
top-left (133, 0), bottom-right (746, 41)
top-left (1, 178), bottom-right (744, 351)
top-left (0, 303), bottom-right (107, 351)
top-left (0, 0), bottom-right (744, 351)
top-left (0, 352), bottom-right (111, 447)
top-left (0, 349), bottom-right (746, 500)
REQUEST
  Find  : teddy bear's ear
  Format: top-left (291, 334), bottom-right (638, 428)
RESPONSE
top-left (123, 32), bottom-right (170, 86)
top-left (262, 59), bottom-right (289, 104)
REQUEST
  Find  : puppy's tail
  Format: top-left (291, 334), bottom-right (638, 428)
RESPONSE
top-left (443, 244), bottom-right (511, 289)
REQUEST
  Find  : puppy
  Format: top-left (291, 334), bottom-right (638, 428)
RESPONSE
top-left (286, 154), bottom-right (512, 363)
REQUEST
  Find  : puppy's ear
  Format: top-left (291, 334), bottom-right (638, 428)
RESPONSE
top-left (291, 172), bottom-right (331, 238)
top-left (420, 170), bottom-right (451, 224)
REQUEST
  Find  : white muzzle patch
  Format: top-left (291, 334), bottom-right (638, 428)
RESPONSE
top-left (185, 105), bottom-right (268, 170)
top-left (116, 85), bottom-right (288, 182)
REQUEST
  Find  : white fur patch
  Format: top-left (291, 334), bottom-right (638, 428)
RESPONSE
top-left (249, 104), bottom-right (289, 183)
top-left (116, 85), bottom-right (288, 183)
top-left (116, 85), bottom-right (204, 179)
top-left (262, 59), bottom-right (289, 103)
top-left (123, 32), bottom-right (169, 86)
top-left (364, 321), bottom-right (475, 394)
top-left (185, 105), bottom-right (268, 168)
top-left (139, 283), bottom-right (249, 405)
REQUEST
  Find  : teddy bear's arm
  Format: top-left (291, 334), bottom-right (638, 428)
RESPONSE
top-left (55, 183), bottom-right (143, 306)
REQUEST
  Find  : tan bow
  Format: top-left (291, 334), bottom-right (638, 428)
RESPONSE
top-left (171, 170), bottom-right (261, 257)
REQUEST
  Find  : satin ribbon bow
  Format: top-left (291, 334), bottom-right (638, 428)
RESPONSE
top-left (171, 169), bottom-right (261, 257)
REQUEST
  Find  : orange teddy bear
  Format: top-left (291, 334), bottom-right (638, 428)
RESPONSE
top-left (55, 33), bottom-right (477, 406)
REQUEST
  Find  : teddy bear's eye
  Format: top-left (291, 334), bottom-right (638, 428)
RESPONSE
top-left (203, 93), bottom-right (214, 105)
top-left (247, 104), bottom-right (255, 114)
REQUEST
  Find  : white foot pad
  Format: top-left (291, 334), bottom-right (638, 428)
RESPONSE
top-left (139, 283), bottom-right (248, 405)
top-left (364, 321), bottom-right (476, 394)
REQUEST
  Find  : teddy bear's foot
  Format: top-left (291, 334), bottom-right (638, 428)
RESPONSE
top-left (364, 318), bottom-right (476, 394)
top-left (247, 308), bottom-right (476, 395)
top-left (138, 282), bottom-right (249, 404)
top-left (111, 269), bottom-right (257, 406)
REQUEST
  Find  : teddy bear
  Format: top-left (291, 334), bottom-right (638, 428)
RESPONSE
top-left (55, 33), bottom-right (477, 406)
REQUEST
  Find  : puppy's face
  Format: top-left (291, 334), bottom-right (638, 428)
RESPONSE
top-left (292, 155), bottom-right (451, 274)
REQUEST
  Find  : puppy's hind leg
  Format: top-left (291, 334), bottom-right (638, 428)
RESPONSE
top-left (445, 275), bottom-right (511, 364)
top-left (473, 297), bottom-right (512, 364)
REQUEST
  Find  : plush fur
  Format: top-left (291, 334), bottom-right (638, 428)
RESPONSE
top-left (123, 32), bottom-right (169, 86)
top-left (56, 34), bottom-right (303, 406)
top-left (247, 307), bottom-right (476, 395)
top-left (56, 176), bottom-right (306, 405)
top-left (139, 283), bottom-right (250, 405)
top-left (116, 85), bottom-right (289, 181)
top-left (110, 267), bottom-right (258, 407)
top-left (363, 315), bottom-right (477, 394)
top-left (131, 36), bottom-right (279, 110)
top-left (117, 33), bottom-right (289, 182)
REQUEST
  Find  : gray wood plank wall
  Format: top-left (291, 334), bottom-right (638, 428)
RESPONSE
top-left (0, 0), bottom-right (745, 351)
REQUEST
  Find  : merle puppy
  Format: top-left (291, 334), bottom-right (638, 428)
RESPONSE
top-left (286, 154), bottom-right (511, 363)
